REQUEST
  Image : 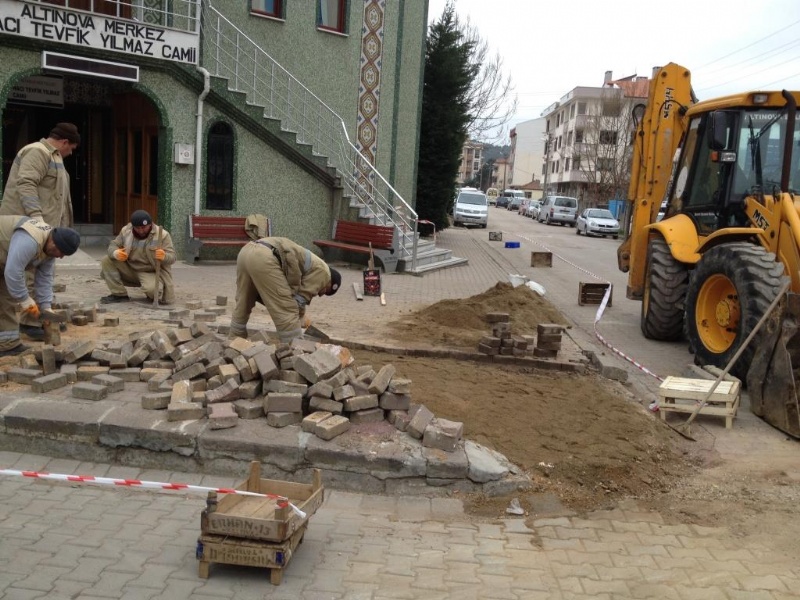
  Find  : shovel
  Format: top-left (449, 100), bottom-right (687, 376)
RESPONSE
top-left (153, 225), bottom-right (163, 308)
top-left (669, 279), bottom-right (790, 440)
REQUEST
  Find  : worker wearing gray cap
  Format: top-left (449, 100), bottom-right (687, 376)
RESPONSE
top-left (0, 216), bottom-right (80, 357)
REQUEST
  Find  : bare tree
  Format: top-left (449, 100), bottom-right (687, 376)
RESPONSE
top-left (573, 88), bottom-right (637, 206)
top-left (460, 19), bottom-right (517, 143)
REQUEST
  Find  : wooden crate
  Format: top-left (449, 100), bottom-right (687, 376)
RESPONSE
top-left (197, 523), bottom-right (307, 585)
top-left (202, 462), bottom-right (323, 542)
top-left (658, 376), bottom-right (741, 429)
top-left (578, 282), bottom-right (612, 306)
top-left (488, 231), bottom-right (503, 241)
top-left (530, 251), bottom-right (552, 267)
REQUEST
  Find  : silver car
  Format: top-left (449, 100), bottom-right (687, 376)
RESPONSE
top-left (576, 208), bottom-right (620, 238)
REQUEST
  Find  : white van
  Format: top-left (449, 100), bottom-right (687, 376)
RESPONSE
top-left (452, 188), bottom-right (489, 228)
top-left (537, 195), bottom-right (578, 226)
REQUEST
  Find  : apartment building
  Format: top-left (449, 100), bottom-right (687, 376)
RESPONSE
top-left (540, 71), bottom-right (649, 207)
top-left (509, 118), bottom-right (545, 188)
top-left (457, 139), bottom-right (484, 185)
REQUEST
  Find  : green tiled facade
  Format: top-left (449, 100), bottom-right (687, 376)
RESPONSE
top-left (0, 0), bottom-right (427, 258)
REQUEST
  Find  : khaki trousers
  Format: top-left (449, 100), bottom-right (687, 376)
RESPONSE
top-left (100, 256), bottom-right (175, 304)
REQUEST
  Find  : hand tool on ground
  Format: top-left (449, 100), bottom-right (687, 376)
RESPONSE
top-left (153, 225), bottom-right (163, 308)
top-left (669, 279), bottom-right (790, 441)
top-left (301, 317), bottom-right (330, 342)
top-left (36, 309), bottom-right (68, 324)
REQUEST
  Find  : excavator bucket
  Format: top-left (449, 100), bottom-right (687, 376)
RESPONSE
top-left (747, 293), bottom-right (800, 438)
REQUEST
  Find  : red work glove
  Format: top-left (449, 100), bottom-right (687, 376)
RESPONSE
top-left (154, 248), bottom-right (166, 261)
top-left (20, 297), bottom-right (40, 320)
top-left (113, 248), bottom-right (128, 261)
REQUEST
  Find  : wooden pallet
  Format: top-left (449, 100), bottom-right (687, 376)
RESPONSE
top-left (197, 523), bottom-right (307, 585)
top-left (658, 376), bottom-right (741, 429)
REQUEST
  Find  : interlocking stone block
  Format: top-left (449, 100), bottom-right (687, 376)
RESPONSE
top-left (332, 384), bottom-right (355, 401)
top-left (190, 321), bottom-right (212, 338)
top-left (171, 362), bottom-right (206, 382)
top-left (169, 309), bottom-right (190, 319)
top-left (306, 380), bottom-right (333, 399)
top-left (393, 411), bottom-right (411, 431)
top-left (315, 415), bottom-right (350, 440)
top-left (0, 371), bottom-right (6, 383)
top-left (266, 411), bottom-right (303, 428)
top-left (206, 306), bottom-right (226, 316)
top-left (302, 411), bottom-right (332, 433)
top-left (140, 368), bottom-right (172, 382)
top-left (232, 354), bottom-right (256, 381)
top-left (290, 338), bottom-right (318, 354)
top-left (343, 394), bottom-right (379, 412)
top-left (31, 373), bottom-right (69, 393)
top-left (232, 399), bottom-right (264, 419)
top-left (150, 331), bottom-right (175, 359)
top-left (407, 404), bottom-right (435, 439)
top-left (238, 380), bottom-right (262, 399)
top-left (205, 378), bottom-right (240, 404)
top-left (62, 340), bottom-right (95, 363)
top-left (387, 378), bottom-right (412, 394)
top-left (59, 364), bottom-right (77, 384)
top-left (278, 370), bottom-right (306, 384)
top-left (368, 364), bottom-right (396, 395)
top-left (92, 374), bottom-right (125, 393)
top-left (217, 364), bottom-right (241, 385)
top-left (167, 401), bottom-right (206, 422)
top-left (141, 391), bottom-right (171, 410)
top-left (185, 300), bottom-right (203, 310)
top-left (486, 312), bottom-right (510, 323)
top-left (216, 295), bottom-right (227, 306)
top-left (241, 342), bottom-right (273, 360)
top-left (109, 368), bottom-right (142, 382)
top-left (127, 343), bottom-right (153, 367)
top-left (208, 402), bottom-right (238, 429)
top-left (264, 392), bottom-right (303, 413)
top-left (77, 366), bottom-right (110, 381)
top-left (171, 380), bottom-right (193, 403)
top-left (309, 396), bottom-right (344, 414)
top-left (324, 370), bottom-right (349, 389)
top-left (264, 379), bottom-right (307, 395)
top-left (148, 372), bottom-right (172, 391)
top-left (103, 317), bottom-right (119, 327)
top-left (350, 407), bottom-right (385, 424)
top-left (293, 348), bottom-right (341, 384)
top-left (423, 418), bottom-right (464, 452)
top-left (279, 356), bottom-right (295, 370)
top-left (225, 337), bottom-right (255, 354)
top-left (18, 353), bottom-right (38, 370)
top-left (379, 391), bottom-right (411, 410)
top-left (40, 345), bottom-right (57, 375)
top-left (72, 382), bottom-right (108, 401)
top-left (71, 314), bottom-right (88, 326)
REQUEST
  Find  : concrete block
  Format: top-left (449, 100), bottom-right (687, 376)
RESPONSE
top-left (343, 394), bottom-right (379, 412)
top-left (147, 372), bottom-right (172, 391)
top-left (225, 337), bottom-right (255, 354)
top-left (323, 370), bottom-right (349, 389)
top-left (216, 295), bottom-right (228, 306)
top-left (72, 382), bottom-right (108, 401)
top-left (169, 309), bottom-right (190, 319)
top-left (407, 404), bottom-right (435, 439)
top-left (264, 379), bottom-right (307, 395)
top-left (264, 392), bottom-right (303, 413)
top-left (92, 374), bottom-right (125, 393)
top-left (171, 362), bottom-right (206, 382)
top-left (315, 415), bottom-right (350, 440)
top-left (170, 380), bottom-right (193, 403)
top-left (278, 369), bottom-right (306, 384)
top-left (205, 378), bottom-right (240, 404)
top-left (59, 364), bottom-right (77, 384)
top-left (486, 312), bottom-right (510, 323)
top-left (108, 368), bottom-right (142, 382)
top-left (290, 338), bottom-right (318, 354)
top-left (71, 314), bottom-right (88, 326)
top-left (368, 364), bottom-right (396, 395)
top-left (141, 392), bottom-right (171, 410)
top-left (103, 317), bottom-right (119, 327)
top-left (18, 353), bottom-right (38, 370)
top-left (302, 411), bottom-right (332, 432)
top-left (232, 354), bottom-right (256, 381)
top-left (127, 343), bottom-right (153, 367)
top-left (232, 399), bottom-right (264, 419)
top-left (350, 407), bottom-right (385, 424)
top-left (77, 366), bottom-right (110, 381)
top-left (184, 300), bottom-right (203, 310)
top-left (309, 396), bottom-right (343, 415)
top-left (31, 373), bottom-right (69, 393)
top-left (387, 378), bottom-right (412, 394)
top-left (423, 418), bottom-right (463, 452)
top-left (62, 340), bottom-right (96, 363)
top-left (208, 402), bottom-right (238, 429)
top-left (388, 410), bottom-right (410, 431)
top-left (167, 402), bottom-right (206, 421)
top-left (293, 348), bottom-right (341, 384)
top-left (333, 384), bottom-right (355, 401)
top-left (306, 380), bottom-right (333, 399)
top-left (238, 379), bottom-right (262, 399)
top-left (379, 392), bottom-right (411, 411)
top-left (40, 345), bottom-right (57, 375)
top-left (266, 411), bottom-right (303, 428)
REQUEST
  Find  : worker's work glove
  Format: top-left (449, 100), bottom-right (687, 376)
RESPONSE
top-left (113, 248), bottom-right (128, 262)
top-left (154, 248), bottom-right (166, 261)
top-left (20, 297), bottom-right (40, 320)
top-left (302, 316), bottom-right (311, 329)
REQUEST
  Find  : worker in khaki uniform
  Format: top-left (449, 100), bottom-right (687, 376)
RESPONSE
top-left (0, 216), bottom-right (81, 357)
top-left (230, 237), bottom-right (342, 343)
top-left (0, 123), bottom-right (80, 342)
top-left (100, 210), bottom-right (176, 304)
top-left (0, 122), bottom-right (79, 228)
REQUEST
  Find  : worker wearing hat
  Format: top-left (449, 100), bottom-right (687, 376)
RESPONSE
top-left (100, 209), bottom-right (176, 304)
top-left (0, 122), bottom-right (80, 229)
top-left (0, 216), bottom-right (80, 357)
top-left (230, 237), bottom-right (341, 343)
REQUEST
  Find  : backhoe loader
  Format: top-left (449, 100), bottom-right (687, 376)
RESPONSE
top-left (617, 63), bottom-right (800, 437)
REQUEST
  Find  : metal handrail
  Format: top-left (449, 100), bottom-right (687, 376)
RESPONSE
top-left (201, 4), bottom-right (419, 268)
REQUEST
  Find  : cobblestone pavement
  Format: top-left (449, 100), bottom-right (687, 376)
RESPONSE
top-left (2, 449), bottom-right (799, 600)
top-left (2, 212), bottom-right (794, 598)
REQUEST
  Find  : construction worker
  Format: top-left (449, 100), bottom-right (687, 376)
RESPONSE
top-left (0, 216), bottom-right (80, 357)
top-left (100, 210), bottom-right (176, 304)
top-left (230, 237), bottom-right (341, 342)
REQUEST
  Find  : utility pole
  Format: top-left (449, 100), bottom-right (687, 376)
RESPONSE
top-left (542, 132), bottom-right (552, 197)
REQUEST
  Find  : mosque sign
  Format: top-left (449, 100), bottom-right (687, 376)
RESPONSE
top-left (0, 0), bottom-right (199, 65)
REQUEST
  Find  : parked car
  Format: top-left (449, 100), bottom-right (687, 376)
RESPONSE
top-left (575, 208), bottom-right (620, 238)
top-left (537, 195), bottom-right (578, 226)
top-left (452, 188), bottom-right (489, 228)
top-left (507, 197), bottom-right (523, 211)
top-left (486, 188), bottom-right (499, 205)
top-left (518, 199), bottom-right (531, 215)
top-left (526, 200), bottom-right (542, 219)
top-left (495, 195), bottom-right (511, 209)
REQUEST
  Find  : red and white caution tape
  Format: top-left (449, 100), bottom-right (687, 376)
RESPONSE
top-left (0, 468), bottom-right (306, 518)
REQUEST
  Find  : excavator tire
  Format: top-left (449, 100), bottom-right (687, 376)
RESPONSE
top-left (685, 242), bottom-right (784, 380)
top-left (641, 237), bottom-right (688, 341)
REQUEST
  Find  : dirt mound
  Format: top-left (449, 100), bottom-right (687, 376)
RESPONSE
top-left (387, 282), bottom-right (570, 348)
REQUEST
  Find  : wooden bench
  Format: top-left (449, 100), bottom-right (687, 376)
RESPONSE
top-left (314, 219), bottom-right (399, 273)
top-left (186, 214), bottom-right (271, 263)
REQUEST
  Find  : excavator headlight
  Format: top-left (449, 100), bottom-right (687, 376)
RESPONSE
top-left (752, 93), bottom-right (769, 104)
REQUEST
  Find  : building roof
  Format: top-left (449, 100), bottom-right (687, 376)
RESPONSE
top-left (606, 74), bottom-right (649, 99)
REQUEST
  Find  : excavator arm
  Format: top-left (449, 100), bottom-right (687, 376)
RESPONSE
top-left (617, 63), bottom-right (696, 299)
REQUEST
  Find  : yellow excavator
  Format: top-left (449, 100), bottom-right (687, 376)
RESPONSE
top-left (617, 62), bottom-right (800, 437)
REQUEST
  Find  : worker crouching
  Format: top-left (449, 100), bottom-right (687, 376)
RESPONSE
top-left (230, 237), bottom-right (341, 343)
top-left (100, 210), bottom-right (176, 304)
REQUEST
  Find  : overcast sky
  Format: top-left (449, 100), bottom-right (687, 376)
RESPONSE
top-left (427, 0), bottom-right (800, 140)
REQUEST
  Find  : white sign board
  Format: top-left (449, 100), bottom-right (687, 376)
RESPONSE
top-left (0, 0), bottom-right (199, 64)
top-left (9, 74), bottom-right (64, 107)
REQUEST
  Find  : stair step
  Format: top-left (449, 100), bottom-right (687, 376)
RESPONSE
top-left (401, 256), bottom-right (469, 275)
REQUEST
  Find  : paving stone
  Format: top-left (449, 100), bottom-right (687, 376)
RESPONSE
top-left (31, 373), bottom-right (69, 393)
top-left (423, 418), bottom-right (463, 452)
top-left (293, 348), bottom-right (341, 383)
top-left (91, 374), bottom-right (125, 393)
top-left (266, 411), bottom-right (303, 428)
top-left (264, 392), bottom-right (303, 413)
top-left (302, 411), bottom-right (332, 432)
top-left (208, 402), bottom-right (238, 429)
top-left (368, 364), bottom-right (396, 395)
top-left (72, 382), bottom-right (108, 401)
top-left (232, 399), bottom-right (264, 419)
top-left (141, 392), bottom-right (171, 410)
top-left (350, 407), bottom-right (385, 424)
top-left (407, 404), bottom-right (435, 439)
top-left (315, 414), bottom-right (350, 440)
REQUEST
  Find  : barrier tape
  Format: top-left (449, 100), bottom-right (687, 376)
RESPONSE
top-left (516, 233), bottom-right (664, 382)
top-left (0, 468), bottom-right (306, 518)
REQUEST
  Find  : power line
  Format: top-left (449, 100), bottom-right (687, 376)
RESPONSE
top-left (694, 18), bottom-right (800, 69)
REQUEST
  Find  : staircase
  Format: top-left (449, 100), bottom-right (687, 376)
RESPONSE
top-left (200, 4), bottom-right (466, 274)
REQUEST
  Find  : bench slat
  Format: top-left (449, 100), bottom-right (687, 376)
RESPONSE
top-left (331, 221), bottom-right (395, 250)
top-left (187, 214), bottom-right (268, 263)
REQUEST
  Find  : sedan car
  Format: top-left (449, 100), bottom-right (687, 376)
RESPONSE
top-left (495, 196), bottom-right (510, 209)
top-left (526, 200), bottom-right (542, 219)
top-left (507, 197), bottom-right (523, 212)
top-left (575, 208), bottom-right (621, 238)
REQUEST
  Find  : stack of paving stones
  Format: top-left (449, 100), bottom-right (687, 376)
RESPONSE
top-left (5, 309), bottom-right (465, 452)
top-left (477, 312), bottom-right (529, 357)
top-left (534, 323), bottom-right (564, 358)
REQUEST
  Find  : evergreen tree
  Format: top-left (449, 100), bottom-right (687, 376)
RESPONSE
top-left (415, 2), bottom-right (477, 231)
